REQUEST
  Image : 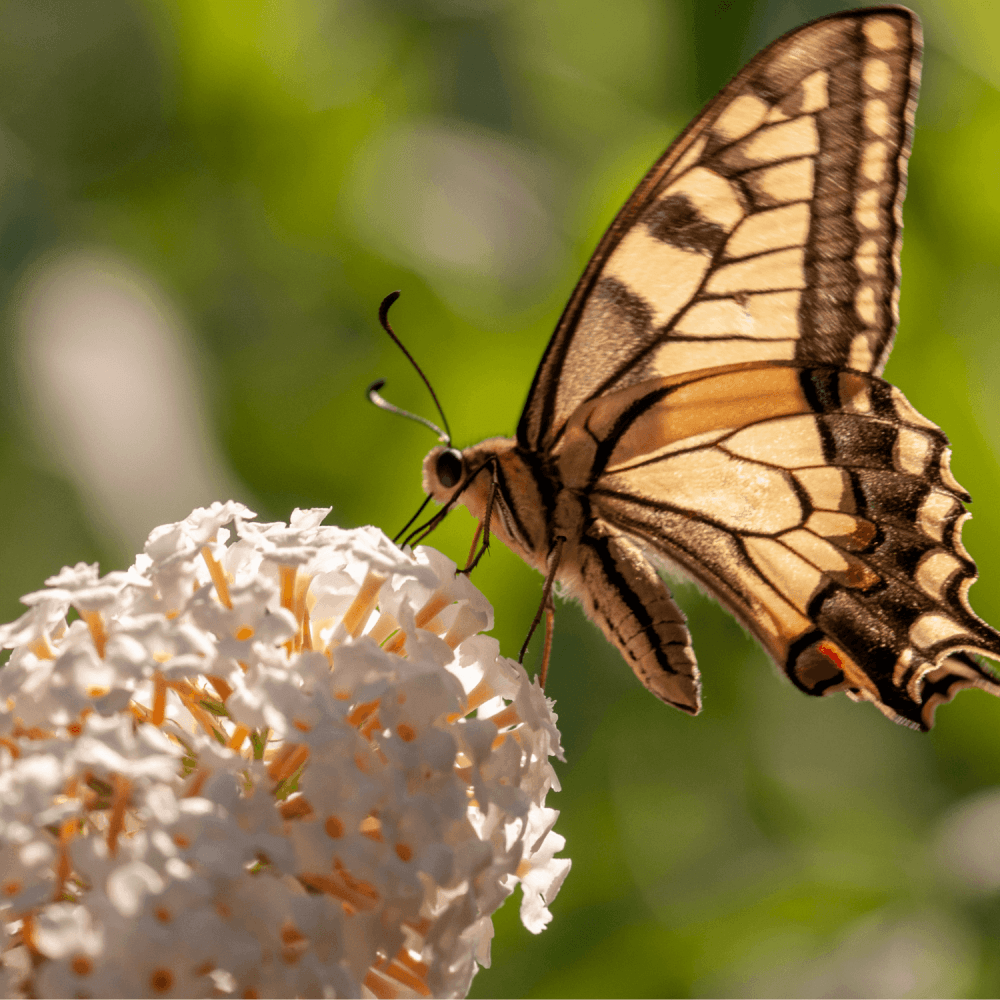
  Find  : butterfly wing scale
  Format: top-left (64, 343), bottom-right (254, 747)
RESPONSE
top-left (518, 7), bottom-right (921, 454)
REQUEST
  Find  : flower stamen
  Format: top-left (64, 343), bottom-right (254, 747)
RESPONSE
top-left (340, 570), bottom-right (388, 639)
top-left (200, 545), bottom-right (232, 609)
top-left (80, 609), bottom-right (107, 658)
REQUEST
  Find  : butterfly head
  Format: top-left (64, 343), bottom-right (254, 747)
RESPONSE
top-left (423, 445), bottom-right (465, 498)
top-left (422, 438), bottom-right (516, 505)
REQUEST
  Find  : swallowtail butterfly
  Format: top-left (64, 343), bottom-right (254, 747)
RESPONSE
top-left (417, 6), bottom-right (1000, 730)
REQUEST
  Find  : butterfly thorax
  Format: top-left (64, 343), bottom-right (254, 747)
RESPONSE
top-left (423, 438), bottom-right (577, 575)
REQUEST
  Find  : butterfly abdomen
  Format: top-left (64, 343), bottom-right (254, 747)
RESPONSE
top-left (568, 522), bottom-right (702, 713)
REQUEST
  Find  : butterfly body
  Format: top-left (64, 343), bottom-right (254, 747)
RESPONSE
top-left (424, 433), bottom-right (704, 711)
top-left (419, 7), bottom-right (1000, 729)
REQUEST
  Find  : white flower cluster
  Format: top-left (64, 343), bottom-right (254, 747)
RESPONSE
top-left (0, 503), bottom-right (569, 999)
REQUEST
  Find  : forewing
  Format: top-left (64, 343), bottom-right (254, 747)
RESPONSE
top-left (579, 364), bottom-right (1000, 730)
top-left (518, 7), bottom-right (921, 453)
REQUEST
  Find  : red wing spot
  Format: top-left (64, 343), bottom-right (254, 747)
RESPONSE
top-left (816, 640), bottom-right (844, 670)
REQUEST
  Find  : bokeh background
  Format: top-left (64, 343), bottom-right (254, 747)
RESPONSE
top-left (0, 0), bottom-right (998, 996)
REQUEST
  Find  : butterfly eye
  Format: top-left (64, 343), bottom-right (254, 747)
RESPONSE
top-left (436, 449), bottom-right (464, 488)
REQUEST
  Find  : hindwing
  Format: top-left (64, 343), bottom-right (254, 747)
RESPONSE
top-left (572, 362), bottom-right (1000, 729)
top-left (519, 7), bottom-right (921, 454)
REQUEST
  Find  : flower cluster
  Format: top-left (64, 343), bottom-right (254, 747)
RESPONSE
top-left (0, 503), bottom-right (569, 998)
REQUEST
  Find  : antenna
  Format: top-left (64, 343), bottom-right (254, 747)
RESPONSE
top-left (367, 380), bottom-right (448, 442)
top-left (368, 291), bottom-right (452, 444)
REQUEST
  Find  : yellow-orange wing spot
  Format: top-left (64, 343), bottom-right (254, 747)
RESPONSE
top-left (864, 57), bottom-right (892, 91)
top-left (797, 69), bottom-right (830, 113)
top-left (855, 188), bottom-right (880, 230)
top-left (806, 511), bottom-right (877, 551)
top-left (724, 203), bottom-right (810, 259)
top-left (705, 247), bottom-right (805, 297)
top-left (649, 337), bottom-right (795, 378)
top-left (838, 372), bottom-right (873, 413)
top-left (782, 529), bottom-right (881, 589)
top-left (863, 140), bottom-right (890, 184)
top-left (612, 447), bottom-right (803, 534)
top-left (727, 116), bottom-right (820, 168)
top-left (604, 227), bottom-right (712, 330)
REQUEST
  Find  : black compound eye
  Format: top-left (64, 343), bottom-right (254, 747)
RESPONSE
top-left (436, 449), bottom-right (463, 488)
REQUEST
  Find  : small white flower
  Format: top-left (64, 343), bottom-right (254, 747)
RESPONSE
top-left (0, 505), bottom-right (568, 998)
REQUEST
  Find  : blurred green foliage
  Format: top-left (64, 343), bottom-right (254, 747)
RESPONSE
top-left (0, 0), bottom-right (998, 996)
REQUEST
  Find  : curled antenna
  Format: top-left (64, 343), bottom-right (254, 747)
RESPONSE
top-left (368, 291), bottom-right (452, 444)
top-left (368, 379), bottom-right (448, 442)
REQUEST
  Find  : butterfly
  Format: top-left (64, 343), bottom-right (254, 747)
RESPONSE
top-left (410, 5), bottom-right (1000, 731)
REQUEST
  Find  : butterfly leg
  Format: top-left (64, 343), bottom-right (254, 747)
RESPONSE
top-left (539, 596), bottom-right (555, 689)
top-left (459, 459), bottom-right (498, 575)
top-left (520, 537), bottom-right (565, 680)
top-left (463, 521), bottom-right (483, 572)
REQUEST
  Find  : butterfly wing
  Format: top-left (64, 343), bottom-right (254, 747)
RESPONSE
top-left (518, 7), bottom-right (921, 454)
top-left (507, 5), bottom-right (1000, 728)
top-left (558, 363), bottom-right (1000, 730)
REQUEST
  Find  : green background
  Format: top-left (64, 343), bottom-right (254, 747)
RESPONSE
top-left (1, 1), bottom-right (999, 996)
